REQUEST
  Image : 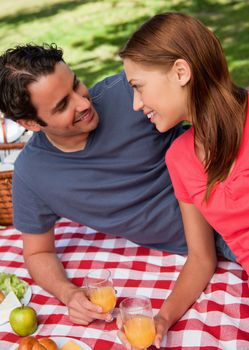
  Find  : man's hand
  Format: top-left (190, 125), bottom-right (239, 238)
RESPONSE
top-left (64, 286), bottom-right (113, 325)
top-left (116, 312), bottom-right (170, 349)
top-left (22, 228), bottom-right (113, 325)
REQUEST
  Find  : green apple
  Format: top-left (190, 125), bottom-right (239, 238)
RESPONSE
top-left (9, 305), bottom-right (38, 336)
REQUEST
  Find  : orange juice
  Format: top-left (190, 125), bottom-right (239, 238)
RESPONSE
top-left (124, 315), bottom-right (156, 349)
top-left (89, 286), bottom-right (116, 313)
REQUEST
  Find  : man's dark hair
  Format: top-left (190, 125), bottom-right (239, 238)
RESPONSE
top-left (0, 43), bottom-right (64, 125)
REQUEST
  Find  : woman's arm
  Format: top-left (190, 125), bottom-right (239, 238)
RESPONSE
top-left (154, 201), bottom-right (217, 347)
top-left (117, 201), bottom-right (217, 349)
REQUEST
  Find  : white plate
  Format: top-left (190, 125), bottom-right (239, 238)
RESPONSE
top-left (21, 282), bottom-right (32, 305)
top-left (10, 337), bottom-right (92, 350)
top-left (52, 337), bottom-right (91, 349)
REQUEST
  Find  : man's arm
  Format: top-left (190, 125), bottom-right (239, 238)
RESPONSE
top-left (22, 227), bottom-right (111, 324)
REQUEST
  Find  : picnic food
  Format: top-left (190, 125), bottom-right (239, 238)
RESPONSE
top-left (0, 272), bottom-right (27, 300)
top-left (35, 338), bottom-right (58, 350)
top-left (17, 336), bottom-right (58, 350)
top-left (0, 290), bottom-right (5, 302)
top-left (17, 336), bottom-right (37, 349)
top-left (9, 305), bottom-right (38, 336)
top-left (60, 340), bottom-right (84, 350)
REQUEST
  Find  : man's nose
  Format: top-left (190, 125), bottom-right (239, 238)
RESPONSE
top-left (133, 95), bottom-right (143, 111)
top-left (73, 92), bottom-right (91, 110)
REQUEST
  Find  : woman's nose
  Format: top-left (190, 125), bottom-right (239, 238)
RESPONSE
top-left (133, 95), bottom-right (143, 111)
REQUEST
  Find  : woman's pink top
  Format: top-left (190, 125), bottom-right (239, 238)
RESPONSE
top-left (166, 94), bottom-right (249, 277)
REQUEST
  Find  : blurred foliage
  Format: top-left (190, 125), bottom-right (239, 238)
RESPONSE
top-left (0, 0), bottom-right (248, 87)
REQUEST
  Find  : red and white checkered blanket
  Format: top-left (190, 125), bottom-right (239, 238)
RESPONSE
top-left (1, 219), bottom-right (249, 349)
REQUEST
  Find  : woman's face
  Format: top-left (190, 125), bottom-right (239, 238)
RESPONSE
top-left (123, 58), bottom-right (190, 132)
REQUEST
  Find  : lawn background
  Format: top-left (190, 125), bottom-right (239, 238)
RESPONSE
top-left (0, 0), bottom-right (248, 87)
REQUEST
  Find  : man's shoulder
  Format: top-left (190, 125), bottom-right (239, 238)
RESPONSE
top-left (89, 71), bottom-right (130, 102)
top-left (14, 132), bottom-right (49, 172)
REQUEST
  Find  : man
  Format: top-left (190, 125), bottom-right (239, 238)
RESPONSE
top-left (0, 44), bottom-right (187, 325)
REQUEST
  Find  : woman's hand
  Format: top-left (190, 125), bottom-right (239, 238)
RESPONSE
top-left (117, 311), bottom-right (170, 349)
top-left (153, 312), bottom-right (171, 348)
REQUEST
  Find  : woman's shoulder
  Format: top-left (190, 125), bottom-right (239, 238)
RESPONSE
top-left (166, 126), bottom-right (194, 161)
top-left (165, 126), bottom-right (194, 172)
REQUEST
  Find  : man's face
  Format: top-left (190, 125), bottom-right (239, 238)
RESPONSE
top-left (27, 61), bottom-right (99, 146)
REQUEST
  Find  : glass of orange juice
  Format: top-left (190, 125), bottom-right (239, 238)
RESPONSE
top-left (119, 296), bottom-right (156, 350)
top-left (85, 269), bottom-right (116, 319)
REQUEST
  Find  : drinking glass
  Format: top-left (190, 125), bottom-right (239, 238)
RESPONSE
top-left (119, 296), bottom-right (156, 349)
top-left (85, 269), bottom-right (116, 316)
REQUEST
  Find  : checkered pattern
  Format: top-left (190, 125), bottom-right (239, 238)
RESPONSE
top-left (1, 219), bottom-right (249, 349)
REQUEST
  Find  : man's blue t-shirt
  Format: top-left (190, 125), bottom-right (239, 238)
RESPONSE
top-left (13, 71), bottom-right (187, 254)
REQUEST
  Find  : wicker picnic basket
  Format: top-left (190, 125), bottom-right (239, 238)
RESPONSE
top-left (0, 118), bottom-right (25, 226)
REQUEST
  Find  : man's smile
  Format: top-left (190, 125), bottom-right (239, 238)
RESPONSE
top-left (73, 108), bottom-right (94, 124)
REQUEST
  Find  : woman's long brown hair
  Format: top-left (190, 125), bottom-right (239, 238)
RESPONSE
top-left (120, 12), bottom-right (247, 201)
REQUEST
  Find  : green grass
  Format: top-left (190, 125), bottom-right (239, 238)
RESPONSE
top-left (0, 0), bottom-right (248, 87)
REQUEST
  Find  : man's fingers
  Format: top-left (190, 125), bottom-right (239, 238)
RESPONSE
top-left (82, 298), bottom-right (103, 313)
top-left (70, 306), bottom-right (108, 321)
top-left (69, 314), bottom-right (92, 325)
top-left (67, 290), bottom-right (110, 323)
top-left (76, 291), bottom-right (103, 313)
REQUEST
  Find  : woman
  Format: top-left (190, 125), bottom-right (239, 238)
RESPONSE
top-left (118, 12), bottom-right (248, 349)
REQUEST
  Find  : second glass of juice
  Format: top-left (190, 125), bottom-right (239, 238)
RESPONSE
top-left (120, 296), bottom-right (156, 349)
top-left (85, 269), bottom-right (116, 317)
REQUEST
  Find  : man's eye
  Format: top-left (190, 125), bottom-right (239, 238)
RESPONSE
top-left (57, 99), bottom-right (68, 112)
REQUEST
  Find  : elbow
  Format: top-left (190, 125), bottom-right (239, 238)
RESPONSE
top-left (201, 254), bottom-right (218, 282)
top-left (188, 251), bottom-right (218, 280)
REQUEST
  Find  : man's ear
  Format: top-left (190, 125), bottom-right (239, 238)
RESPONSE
top-left (18, 119), bottom-right (42, 132)
top-left (173, 59), bottom-right (191, 86)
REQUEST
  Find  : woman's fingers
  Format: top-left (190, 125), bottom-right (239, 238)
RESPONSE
top-left (117, 330), bottom-right (132, 350)
top-left (154, 314), bottom-right (170, 348)
top-left (116, 313), bottom-right (122, 329)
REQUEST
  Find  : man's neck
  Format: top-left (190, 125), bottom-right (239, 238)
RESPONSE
top-left (45, 133), bottom-right (89, 152)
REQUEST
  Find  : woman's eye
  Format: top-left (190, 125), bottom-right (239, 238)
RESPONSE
top-left (73, 79), bottom-right (80, 90)
top-left (133, 85), bottom-right (142, 93)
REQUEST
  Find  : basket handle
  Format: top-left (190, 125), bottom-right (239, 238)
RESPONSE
top-left (1, 118), bottom-right (8, 144)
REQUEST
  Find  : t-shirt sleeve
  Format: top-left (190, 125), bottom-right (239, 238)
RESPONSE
top-left (12, 171), bottom-right (59, 233)
top-left (165, 137), bottom-right (193, 203)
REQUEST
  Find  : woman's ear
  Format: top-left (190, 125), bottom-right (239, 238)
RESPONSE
top-left (173, 59), bottom-right (191, 86)
top-left (17, 119), bottom-right (42, 132)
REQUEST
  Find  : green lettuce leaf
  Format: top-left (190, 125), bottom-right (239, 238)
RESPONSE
top-left (0, 272), bottom-right (27, 299)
